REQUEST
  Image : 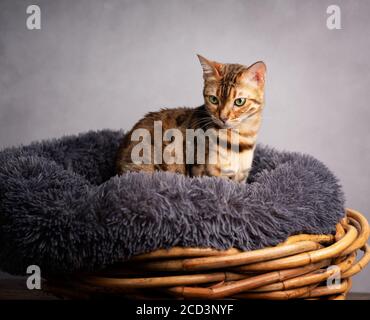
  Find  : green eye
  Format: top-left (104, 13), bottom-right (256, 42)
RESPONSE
top-left (208, 95), bottom-right (219, 105)
top-left (234, 98), bottom-right (246, 107)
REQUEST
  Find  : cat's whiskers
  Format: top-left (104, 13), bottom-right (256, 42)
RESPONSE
top-left (191, 116), bottom-right (215, 130)
top-left (191, 118), bottom-right (212, 128)
top-left (239, 109), bottom-right (261, 123)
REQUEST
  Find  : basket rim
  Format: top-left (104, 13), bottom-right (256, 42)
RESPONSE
top-left (45, 208), bottom-right (370, 300)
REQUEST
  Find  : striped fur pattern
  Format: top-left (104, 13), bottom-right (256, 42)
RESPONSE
top-left (116, 55), bottom-right (266, 182)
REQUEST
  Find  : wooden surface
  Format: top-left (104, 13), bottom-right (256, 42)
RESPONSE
top-left (0, 278), bottom-right (369, 300)
top-left (0, 278), bottom-right (57, 300)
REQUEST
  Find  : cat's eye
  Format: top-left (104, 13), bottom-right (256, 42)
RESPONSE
top-left (234, 98), bottom-right (246, 107)
top-left (208, 95), bottom-right (219, 105)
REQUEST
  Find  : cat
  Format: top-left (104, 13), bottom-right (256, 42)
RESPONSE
top-left (116, 55), bottom-right (266, 182)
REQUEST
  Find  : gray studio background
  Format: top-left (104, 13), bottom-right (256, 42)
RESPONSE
top-left (0, 0), bottom-right (369, 292)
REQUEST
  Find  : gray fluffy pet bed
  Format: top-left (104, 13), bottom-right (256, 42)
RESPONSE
top-left (0, 130), bottom-right (345, 275)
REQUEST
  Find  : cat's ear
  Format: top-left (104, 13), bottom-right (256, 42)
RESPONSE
top-left (197, 54), bottom-right (223, 80)
top-left (244, 61), bottom-right (266, 88)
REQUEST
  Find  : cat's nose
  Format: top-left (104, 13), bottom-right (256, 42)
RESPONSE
top-left (220, 116), bottom-right (228, 123)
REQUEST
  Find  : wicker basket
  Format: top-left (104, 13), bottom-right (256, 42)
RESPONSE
top-left (45, 208), bottom-right (369, 300)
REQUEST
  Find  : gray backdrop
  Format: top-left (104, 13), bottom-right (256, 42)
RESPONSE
top-left (0, 0), bottom-right (369, 292)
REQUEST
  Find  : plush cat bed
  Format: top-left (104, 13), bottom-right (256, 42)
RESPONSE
top-left (0, 130), bottom-right (344, 275)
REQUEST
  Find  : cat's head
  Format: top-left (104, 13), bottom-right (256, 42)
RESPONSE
top-left (197, 55), bottom-right (266, 129)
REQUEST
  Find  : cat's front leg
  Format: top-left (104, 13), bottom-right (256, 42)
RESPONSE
top-left (190, 163), bottom-right (222, 178)
top-left (235, 168), bottom-right (250, 183)
top-left (190, 164), bottom-right (207, 177)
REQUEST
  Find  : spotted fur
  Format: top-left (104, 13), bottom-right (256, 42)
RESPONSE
top-left (116, 55), bottom-right (267, 182)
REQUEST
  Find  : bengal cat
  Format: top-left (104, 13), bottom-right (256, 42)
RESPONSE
top-left (116, 55), bottom-right (266, 182)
